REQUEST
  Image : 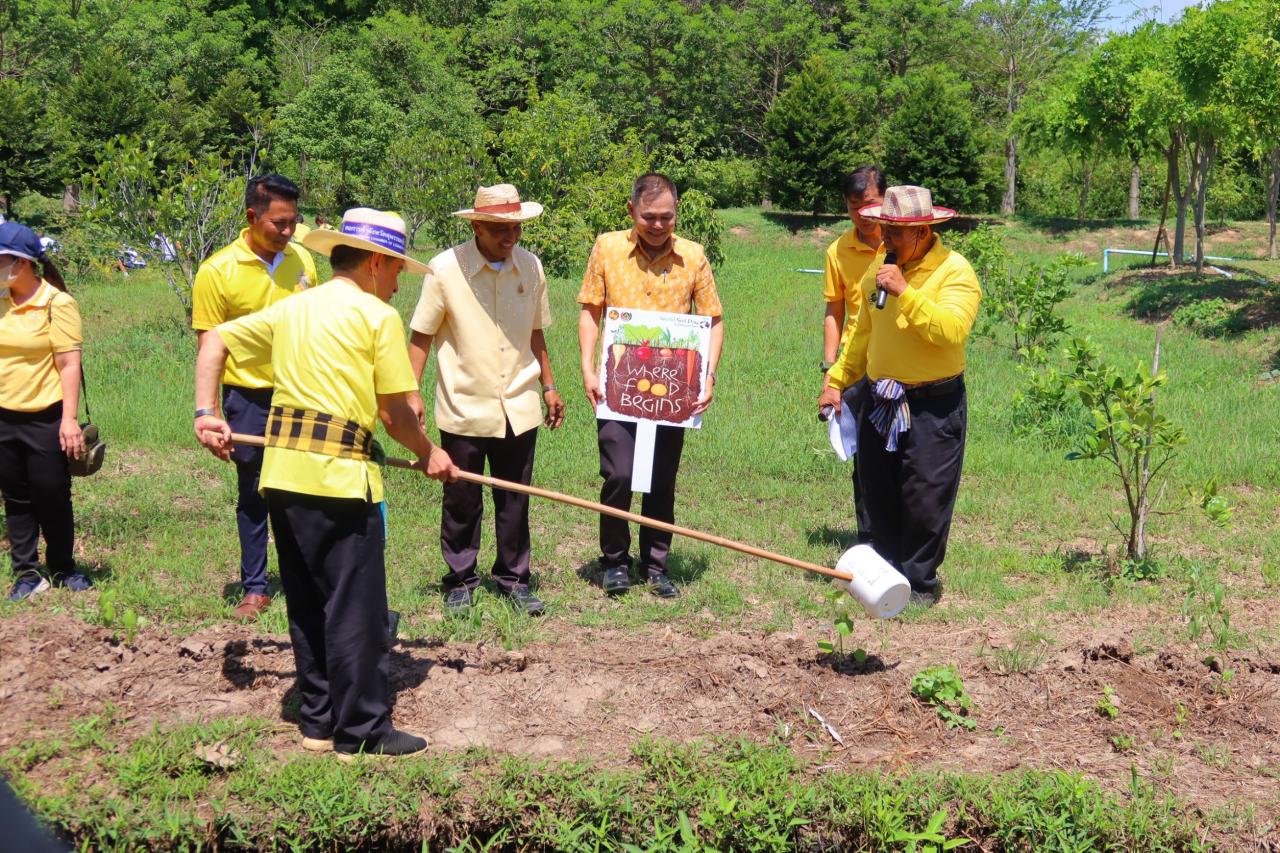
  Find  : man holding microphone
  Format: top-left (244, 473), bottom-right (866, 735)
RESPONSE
top-left (818, 186), bottom-right (981, 607)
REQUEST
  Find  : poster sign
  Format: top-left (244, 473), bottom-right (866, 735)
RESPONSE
top-left (596, 308), bottom-right (713, 429)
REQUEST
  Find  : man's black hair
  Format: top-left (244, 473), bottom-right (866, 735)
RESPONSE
top-left (245, 174), bottom-right (301, 214)
top-left (841, 166), bottom-right (887, 200)
top-left (329, 244), bottom-right (373, 271)
top-left (631, 172), bottom-right (679, 205)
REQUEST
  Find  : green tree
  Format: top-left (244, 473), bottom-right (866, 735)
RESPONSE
top-left (1225, 1), bottom-right (1280, 257)
top-left (881, 67), bottom-right (985, 210)
top-left (1018, 63), bottom-right (1106, 223)
top-left (0, 78), bottom-right (60, 215)
top-left (276, 56), bottom-right (398, 208)
top-left (496, 87), bottom-right (647, 274)
top-left (372, 128), bottom-right (491, 251)
top-left (762, 54), bottom-right (858, 215)
top-left (965, 0), bottom-right (1105, 216)
top-left (86, 137), bottom-right (243, 318)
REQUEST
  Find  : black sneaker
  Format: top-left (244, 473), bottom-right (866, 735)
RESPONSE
top-left (648, 573), bottom-right (680, 599)
top-left (909, 589), bottom-right (939, 608)
top-left (337, 728), bottom-right (427, 761)
top-left (602, 566), bottom-right (631, 596)
top-left (9, 571), bottom-right (50, 602)
top-left (443, 586), bottom-right (474, 615)
top-left (501, 584), bottom-right (545, 615)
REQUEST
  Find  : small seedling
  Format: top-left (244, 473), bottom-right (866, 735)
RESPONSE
top-left (1110, 734), bottom-right (1135, 752)
top-left (122, 608), bottom-right (139, 646)
top-left (816, 587), bottom-right (866, 670)
top-left (890, 808), bottom-right (968, 852)
top-left (1211, 667), bottom-right (1235, 698)
top-left (911, 665), bottom-right (976, 731)
top-left (98, 589), bottom-right (117, 628)
top-left (1096, 685), bottom-right (1120, 720)
top-left (979, 627), bottom-right (1051, 675)
top-left (1196, 742), bottom-right (1232, 770)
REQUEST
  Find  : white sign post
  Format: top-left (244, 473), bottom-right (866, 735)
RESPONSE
top-left (596, 308), bottom-right (713, 493)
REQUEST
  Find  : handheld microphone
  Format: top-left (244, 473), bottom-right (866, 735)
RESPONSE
top-left (819, 404), bottom-right (835, 422)
top-left (874, 251), bottom-right (897, 310)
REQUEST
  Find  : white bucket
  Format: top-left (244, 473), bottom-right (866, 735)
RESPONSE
top-left (836, 544), bottom-right (911, 619)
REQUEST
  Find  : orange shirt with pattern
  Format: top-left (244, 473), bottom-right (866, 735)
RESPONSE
top-left (577, 229), bottom-right (723, 317)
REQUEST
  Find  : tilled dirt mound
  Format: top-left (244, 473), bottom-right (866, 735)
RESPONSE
top-left (1, 612), bottom-right (1278, 815)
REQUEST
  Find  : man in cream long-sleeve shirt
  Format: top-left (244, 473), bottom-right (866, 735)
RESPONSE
top-left (818, 186), bottom-right (981, 607)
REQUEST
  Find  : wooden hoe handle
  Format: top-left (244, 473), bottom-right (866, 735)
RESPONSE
top-left (228, 433), bottom-right (851, 582)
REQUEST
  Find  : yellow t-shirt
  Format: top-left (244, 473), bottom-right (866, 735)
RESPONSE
top-left (191, 229), bottom-right (317, 389)
top-left (292, 223), bottom-right (312, 244)
top-left (0, 281), bottom-right (82, 412)
top-left (577, 229), bottom-right (723, 316)
top-left (826, 237), bottom-right (981, 388)
top-left (823, 229), bottom-right (878, 352)
top-left (217, 279), bottom-right (419, 503)
top-left (409, 241), bottom-right (552, 439)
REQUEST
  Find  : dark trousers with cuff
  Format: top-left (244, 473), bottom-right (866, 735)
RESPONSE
top-left (842, 379), bottom-right (873, 545)
top-left (597, 419), bottom-right (685, 579)
top-left (266, 488), bottom-right (392, 752)
top-left (0, 403), bottom-right (74, 579)
top-left (439, 421), bottom-right (538, 592)
top-left (856, 379), bottom-right (967, 594)
top-left (224, 385), bottom-right (272, 596)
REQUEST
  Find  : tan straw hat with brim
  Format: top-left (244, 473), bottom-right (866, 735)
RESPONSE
top-left (302, 208), bottom-right (428, 274)
top-left (453, 184), bottom-right (544, 223)
top-left (858, 185), bottom-right (956, 226)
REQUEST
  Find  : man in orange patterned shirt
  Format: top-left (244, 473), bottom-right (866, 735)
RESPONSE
top-left (577, 173), bottom-right (725, 599)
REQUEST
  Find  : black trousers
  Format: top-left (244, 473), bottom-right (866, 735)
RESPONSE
top-left (842, 379), bottom-right (873, 545)
top-left (439, 421), bottom-right (538, 592)
top-left (597, 418), bottom-right (685, 578)
top-left (856, 380), bottom-right (967, 593)
top-left (224, 385), bottom-right (272, 595)
top-left (265, 488), bottom-right (392, 752)
top-left (0, 403), bottom-right (74, 579)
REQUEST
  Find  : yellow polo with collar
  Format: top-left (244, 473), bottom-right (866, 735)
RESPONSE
top-left (0, 280), bottom-right (82, 412)
top-left (823, 228), bottom-right (879, 352)
top-left (409, 240), bottom-right (552, 439)
top-left (826, 236), bottom-right (981, 388)
top-left (191, 228), bottom-right (318, 389)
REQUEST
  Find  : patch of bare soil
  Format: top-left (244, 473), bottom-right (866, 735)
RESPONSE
top-left (1, 613), bottom-right (1278, 819)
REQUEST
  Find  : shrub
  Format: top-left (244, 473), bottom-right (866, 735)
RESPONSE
top-left (1169, 297), bottom-right (1245, 338)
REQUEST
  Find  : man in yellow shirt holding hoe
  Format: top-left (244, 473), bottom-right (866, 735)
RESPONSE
top-left (818, 185), bottom-right (981, 607)
top-left (195, 208), bottom-right (458, 759)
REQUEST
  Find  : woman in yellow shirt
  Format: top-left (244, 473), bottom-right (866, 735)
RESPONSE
top-left (0, 222), bottom-right (92, 601)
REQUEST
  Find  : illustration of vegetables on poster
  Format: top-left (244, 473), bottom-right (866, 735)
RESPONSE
top-left (597, 308), bottom-right (714, 493)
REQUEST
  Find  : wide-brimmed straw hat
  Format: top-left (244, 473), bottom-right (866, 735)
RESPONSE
top-left (453, 184), bottom-right (543, 223)
top-left (858, 185), bottom-right (956, 226)
top-left (302, 208), bottom-right (428, 274)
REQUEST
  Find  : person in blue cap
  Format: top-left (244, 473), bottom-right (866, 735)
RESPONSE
top-left (0, 221), bottom-right (93, 601)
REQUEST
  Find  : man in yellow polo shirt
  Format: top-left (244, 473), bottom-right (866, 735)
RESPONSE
top-left (192, 175), bottom-right (317, 621)
top-left (821, 166), bottom-right (885, 547)
top-left (194, 208), bottom-right (458, 758)
top-left (578, 173), bottom-right (724, 599)
top-left (408, 184), bottom-right (563, 617)
top-left (818, 185), bottom-right (981, 607)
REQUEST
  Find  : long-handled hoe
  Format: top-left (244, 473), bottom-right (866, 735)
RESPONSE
top-left (227, 433), bottom-right (910, 618)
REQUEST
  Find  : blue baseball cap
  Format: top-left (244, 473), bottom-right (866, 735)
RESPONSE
top-left (0, 221), bottom-right (46, 263)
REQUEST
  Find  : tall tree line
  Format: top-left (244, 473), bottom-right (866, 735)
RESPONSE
top-left (1, 0), bottom-right (1277, 265)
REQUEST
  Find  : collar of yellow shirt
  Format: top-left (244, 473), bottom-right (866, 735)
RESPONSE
top-left (5, 279), bottom-right (60, 313)
top-left (840, 229), bottom-right (877, 256)
top-left (884, 233), bottom-right (948, 277)
top-left (230, 228), bottom-right (295, 270)
top-left (625, 228), bottom-right (687, 267)
top-left (456, 239), bottom-right (527, 279)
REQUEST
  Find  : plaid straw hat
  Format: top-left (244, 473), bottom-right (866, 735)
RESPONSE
top-left (302, 208), bottom-right (428, 274)
top-left (858, 185), bottom-right (956, 225)
top-left (453, 184), bottom-right (544, 223)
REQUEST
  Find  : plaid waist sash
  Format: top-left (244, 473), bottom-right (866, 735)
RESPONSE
top-left (869, 379), bottom-right (911, 452)
top-left (265, 406), bottom-right (382, 463)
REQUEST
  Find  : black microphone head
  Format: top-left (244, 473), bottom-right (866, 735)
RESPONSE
top-left (884, 251), bottom-right (897, 265)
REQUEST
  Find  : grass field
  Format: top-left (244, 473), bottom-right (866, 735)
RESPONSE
top-left (1, 208), bottom-right (1278, 850)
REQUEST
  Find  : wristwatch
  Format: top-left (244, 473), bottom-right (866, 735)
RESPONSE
top-left (542, 383), bottom-right (558, 393)
top-left (194, 407), bottom-right (218, 419)
top-left (820, 361), bottom-right (834, 373)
